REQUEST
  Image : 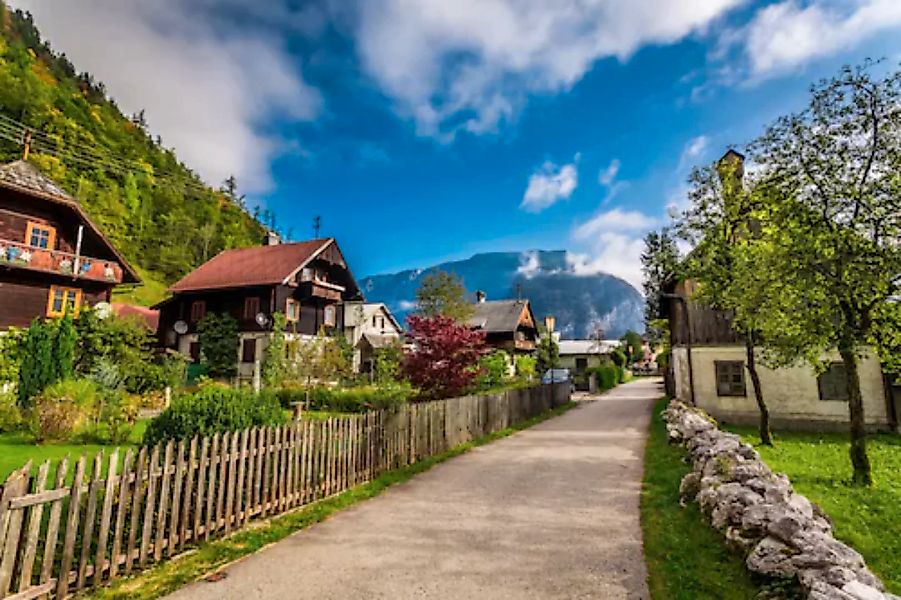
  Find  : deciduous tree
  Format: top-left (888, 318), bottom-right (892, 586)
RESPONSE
top-left (415, 271), bottom-right (474, 322)
top-left (403, 315), bottom-right (487, 399)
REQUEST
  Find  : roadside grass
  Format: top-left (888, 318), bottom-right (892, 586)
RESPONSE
top-left (85, 401), bottom-right (577, 600)
top-left (726, 426), bottom-right (901, 595)
top-left (0, 419), bottom-right (149, 481)
top-left (641, 397), bottom-right (761, 599)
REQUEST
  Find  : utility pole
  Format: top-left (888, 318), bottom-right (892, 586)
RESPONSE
top-left (313, 215), bottom-right (321, 239)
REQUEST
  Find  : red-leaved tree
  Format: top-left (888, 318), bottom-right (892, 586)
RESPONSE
top-left (403, 314), bottom-right (487, 399)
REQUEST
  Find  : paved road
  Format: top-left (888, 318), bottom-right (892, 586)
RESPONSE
top-left (167, 378), bottom-right (660, 600)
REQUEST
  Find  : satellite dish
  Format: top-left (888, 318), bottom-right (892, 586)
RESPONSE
top-left (255, 312), bottom-right (270, 327)
top-left (173, 320), bottom-right (188, 335)
top-left (94, 302), bottom-right (113, 320)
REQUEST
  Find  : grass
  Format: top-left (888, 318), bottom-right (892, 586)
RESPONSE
top-left (110, 266), bottom-right (168, 307)
top-left (726, 425), bottom-right (901, 595)
top-left (641, 397), bottom-right (762, 600)
top-left (0, 419), bottom-right (149, 480)
top-left (85, 401), bottom-right (577, 600)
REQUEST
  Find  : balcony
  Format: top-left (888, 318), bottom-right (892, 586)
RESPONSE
top-left (514, 339), bottom-right (537, 351)
top-left (299, 278), bottom-right (344, 301)
top-left (0, 238), bottom-right (123, 284)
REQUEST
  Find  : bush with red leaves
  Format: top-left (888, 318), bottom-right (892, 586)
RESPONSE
top-left (403, 315), bottom-right (487, 399)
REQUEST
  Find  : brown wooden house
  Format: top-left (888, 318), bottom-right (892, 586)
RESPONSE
top-left (0, 160), bottom-right (140, 329)
top-left (467, 293), bottom-right (538, 354)
top-left (155, 237), bottom-right (362, 377)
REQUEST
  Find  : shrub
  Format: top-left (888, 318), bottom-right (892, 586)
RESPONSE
top-left (514, 355), bottom-right (537, 381)
top-left (30, 379), bottom-right (98, 442)
top-left (403, 315), bottom-right (487, 399)
top-left (610, 348), bottom-right (627, 368)
top-left (100, 391), bottom-right (140, 445)
top-left (0, 389), bottom-right (21, 432)
top-left (196, 313), bottom-right (240, 379)
top-left (476, 350), bottom-right (509, 390)
top-left (591, 365), bottom-right (619, 391)
top-left (274, 384), bottom-right (413, 413)
top-left (143, 384), bottom-right (286, 445)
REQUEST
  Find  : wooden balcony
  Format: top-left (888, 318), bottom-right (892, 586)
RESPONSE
top-left (514, 339), bottom-right (537, 351)
top-left (299, 279), bottom-right (344, 302)
top-left (0, 238), bottom-right (123, 284)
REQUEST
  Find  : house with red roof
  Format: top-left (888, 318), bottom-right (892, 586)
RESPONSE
top-left (155, 237), bottom-right (363, 378)
top-left (0, 160), bottom-right (140, 329)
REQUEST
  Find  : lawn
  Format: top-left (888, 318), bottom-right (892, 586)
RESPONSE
top-left (641, 397), bottom-right (762, 599)
top-left (0, 419), bottom-right (149, 481)
top-left (727, 425), bottom-right (901, 595)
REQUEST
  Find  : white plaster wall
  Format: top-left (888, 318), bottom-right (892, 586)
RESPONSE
top-left (673, 345), bottom-right (890, 429)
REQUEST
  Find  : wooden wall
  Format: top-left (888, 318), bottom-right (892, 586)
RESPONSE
top-left (666, 279), bottom-right (742, 346)
top-left (0, 272), bottom-right (109, 329)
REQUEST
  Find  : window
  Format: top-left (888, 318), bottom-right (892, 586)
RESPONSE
top-left (190, 300), bottom-right (206, 323)
top-left (372, 315), bottom-right (377, 328)
top-left (818, 362), bottom-right (849, 402)
top-left (300, 267), bottom-right (313, 282)
top-left (380, 317), bottom-right (385, 330)
top-left (324, 305), bottom-right (337, 327)
top-left (243, 296), bottom-right (260, 320)
top-left (715, 361), bottom-right (746, 397)
top-left (25, 221), bottom-right (55, 250)
top-left (46, 286), bottom-right (81, 317)
top-left (241, 339), bottom-right (256, 363)
top-left (575, 358), bottom-right (588, 373)
top-left (285, 299), bottom-right (300, 322)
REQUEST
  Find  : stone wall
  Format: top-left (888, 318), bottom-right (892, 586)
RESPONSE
top-left (662, 399), bottom-right (897, 600)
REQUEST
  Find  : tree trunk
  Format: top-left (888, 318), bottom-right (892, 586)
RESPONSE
top-left (838, 342), bottom-right (872, 486)
top-left (745, 334), bottom-right (772, 446)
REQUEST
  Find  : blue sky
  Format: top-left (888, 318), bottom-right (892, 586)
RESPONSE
top-left (13, 0), bottom-right (901, 289)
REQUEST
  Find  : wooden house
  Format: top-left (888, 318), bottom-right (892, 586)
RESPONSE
top-left (155, 237), bottom-right (362, 378)
top-left (468, 292), bottom-right (538, 354)
top-left (0, 160), bottom-right (140, 329)
top-left (342, 302), bottom-right (404, 374)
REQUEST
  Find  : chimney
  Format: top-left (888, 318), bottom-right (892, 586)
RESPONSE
top-left (263, 231), bottom-right (281, 246)
top-left (544, 315), bottom-right (556, 333)
top-left (476, 290), bottom-right (486, 303)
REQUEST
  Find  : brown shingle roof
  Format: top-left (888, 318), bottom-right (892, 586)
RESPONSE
top-left (168, 239), bottom-right (332, 293)
top-left (0, 160), bottom-right (140, 283)
top-left (468, 299), bottom-right (533, 333)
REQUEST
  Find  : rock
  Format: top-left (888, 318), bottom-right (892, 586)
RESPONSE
top-left (747, 536), bottom-right (799, 578)
top-left (787, 493), bottom-right (814, 519)
top-left (807, 579), bottom-right (859, 600)
top-left (841, 580), bottom-right (886, 600)
top-left (768, 513), bottom-right (805, 543)
top-left (725, 526), bottom-right (757, 553)
top-left (679, 472), bottom-right (701, 502)
top-left (790, 531), bottom-right (867, 572)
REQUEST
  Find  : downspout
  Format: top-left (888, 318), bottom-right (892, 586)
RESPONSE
top-left (73, 225), bottom-right (84, 279)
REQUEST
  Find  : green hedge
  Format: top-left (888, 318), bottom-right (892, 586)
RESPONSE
top-left (274, 385), bottom-right (413, 413)
top-left (144, 385), bottom-right (286, 445)
top-left (590, 365), bottom-right (621, 391)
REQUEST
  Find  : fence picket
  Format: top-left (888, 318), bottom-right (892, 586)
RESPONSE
top-left (203, 435), bottom-right (219, 541)
top-left (38, 457), bottom-right (69, 590)
top-left (14, 460), bottom-right (48, 593)
top-left (193, 438), bottom-right (208, 543)
top-left (76, 453), bottom-right (103, 591)
top-left (139, 445), bottom-right (160, 567)
top-left (260, 428), bottom-right (271, 517)
top-left (109, 449), bottom-right (134, 581)
top-left (92, 450), bottom-right (119, 586)
top-left (223, 433), bottom-right (237, 535)
top-left (179, 438), bottom-right (197, 547)
top-left (214, 433), bottom-right (228, 536)
top-left (153, 442), bottom-right (174, 563)
top-left (234, 430), bottom-right (248, 527)
top-left (167, 441), bottom-right (186, 555)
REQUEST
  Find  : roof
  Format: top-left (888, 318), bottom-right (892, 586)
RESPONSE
top-left (359, 332), bottom-right (399, 349)
top-left (168, 238), bottom-right (333, 293)
top-left (557, 339), bottom-right (622, 355)
top-left (0, 160), bottom-right (140, 283)
top-left (111, 303), bottom-right (160, 331)
top-left (468, 299), bottom-right (534, 333)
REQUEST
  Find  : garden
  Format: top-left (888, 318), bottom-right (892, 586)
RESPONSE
top-left (0, 289), bottom-right (543, 480)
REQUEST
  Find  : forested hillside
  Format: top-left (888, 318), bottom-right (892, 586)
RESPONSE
top-left (0, 3), bottom-right (267, 304)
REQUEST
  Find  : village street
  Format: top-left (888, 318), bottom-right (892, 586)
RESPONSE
top-left (165, 379), bottom-right (659, 600)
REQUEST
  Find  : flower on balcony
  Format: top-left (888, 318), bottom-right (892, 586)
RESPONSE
top-left (0, 244), bottom-right (7, 262)
top-left (19, 249), bottom-right (32, 264)
top-left (103, 262), bottom-right (115, 281)
top-left (7, 246), bottom-right (20, 262)
top-left (59, 257), bottom-right (73, 274)
top-left (79, 260), bottom-right (92, 276)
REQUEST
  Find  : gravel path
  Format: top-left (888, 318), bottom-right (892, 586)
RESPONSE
top-left (165, 378), bottom-right (660, 600)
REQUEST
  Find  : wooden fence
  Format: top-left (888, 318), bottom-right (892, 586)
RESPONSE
top-left (0, 384), bottom-right (570, 599)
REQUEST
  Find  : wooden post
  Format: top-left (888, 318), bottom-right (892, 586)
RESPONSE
top-left (93, 450), bottom-right (119, 586)
top-left (14, 461), bottom-right (48, 594)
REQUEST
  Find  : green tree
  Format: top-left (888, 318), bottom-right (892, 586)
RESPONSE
top-left (17, 319), bottom-right (56, 407)
top-left (415, 270), bottom-right (474, 322)
top-left (536, 333), bottom-right (560, 374)
top-left (261, 312), bottom-right (287, 388)
top-left (477, 349), bottom-right (510, 389)
top-left (372, 340), bottom-right (405, 384)
top-left (514, 355), bottom-right (537, 381)
top-left (54, 312), bottom-right (76, 380)
top-left (678, 155), bottom-right (775, 446)
top-left (640, 228), bottom-right (680, 343)
top-left (197, 313), bottom-right (239, 379)
top-left (620, 330), bottom-right (644, 364)
top-left (746, 65), bottom-right (901, 483)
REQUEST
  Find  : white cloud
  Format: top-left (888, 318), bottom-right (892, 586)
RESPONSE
top-left (517, 251), bottom-right (542, 278)
top-left (397, 300), bottom-right (418, 311)
top-left (354, 0), bottom-right (745, 138)
top-left (566, 234), bottom-right (646, 290)
top-left (598, 158), bottom-right (621, 186)
top-left (520, 160), bottom-right (579, 212)
top-left (572, 208), bottom-right (658, 240)
top-left (744, 0), bottom-right (901, 76)
top-left (10, 0), bottom-right (322, 193)
top-left (679, 135), bottom-right (709, 169)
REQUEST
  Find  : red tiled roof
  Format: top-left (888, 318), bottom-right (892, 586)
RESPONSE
top-left (168, 239), bottom-right (332, 293)
top-left (111, 303), bottom-right (160, 331)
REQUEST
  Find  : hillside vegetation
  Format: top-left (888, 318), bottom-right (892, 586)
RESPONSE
top-left (0, 3), bottom-right (266, 304)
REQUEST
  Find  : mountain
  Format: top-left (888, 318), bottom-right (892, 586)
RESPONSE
top-left (0, 4), bottom-right (266, 305)
top-left (361, 250), bottom-right (645, 339)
